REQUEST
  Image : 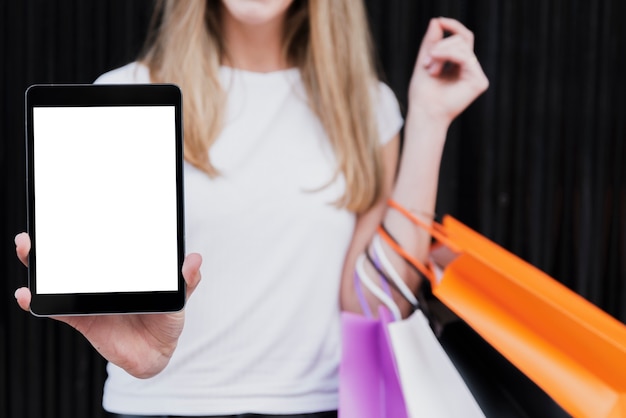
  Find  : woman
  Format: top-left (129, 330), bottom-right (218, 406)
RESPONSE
top-left (15, 0), bottom-right (488, 416)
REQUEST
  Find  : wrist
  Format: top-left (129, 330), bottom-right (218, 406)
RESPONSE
top-left (404, 104), bottom-right (451, 149)
top-left (406, 103), bottom-right (452, 130)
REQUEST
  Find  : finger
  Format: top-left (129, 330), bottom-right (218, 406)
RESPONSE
top-left (418, 18), bottom-right (445, 65)
top-left (181, 253), bottom-right (202, 300)
top-left (14, 287), bottom-right (31, 311)
top-left (425, 59), bottom-right (445, 77)
top-left (426, 35), bottom-right (474, 76)
top-left (428, 38), bottom-right (479, 72)
top-left (15, 233), bottom-right (31, 267)
top-left (437, 17), bottom-right (475, 49)
top-left (430, 34), bottom-right (472, 56)
top-left (15, 285), bottom-right (76, 325)
top-left (428, 50), bottom-right (480, 76)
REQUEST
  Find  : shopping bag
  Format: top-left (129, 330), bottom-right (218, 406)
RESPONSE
top-left (339, 306), bottom-right (408, 418)
top-left (382, 199), bottom-right (626, 418)
top-left (387, 307), bottom-right (485, 417)
top-left (340, 252), bottom-right (483, 417)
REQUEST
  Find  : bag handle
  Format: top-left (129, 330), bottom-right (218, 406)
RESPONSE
top-left (387, 199), bottom-right (459, 252)
top-left (377, 225), bottom-right (436, 284)
top-left (379, 199), bottom-right (461, 284)
top-left (355, 254), bottom-right (402, 320)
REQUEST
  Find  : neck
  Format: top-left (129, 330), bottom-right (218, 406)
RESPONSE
top-left (221, 10), bottom-right (288, 72)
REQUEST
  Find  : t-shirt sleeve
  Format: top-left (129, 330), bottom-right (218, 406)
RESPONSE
top-left (375, 82), bottom-right (404, 146)
top-left (93, 62), bottom-right (151, 85)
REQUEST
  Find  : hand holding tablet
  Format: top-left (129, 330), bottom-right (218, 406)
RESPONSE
top-left (14, 233), bottom-right (202, 378)
top-left (16, 83), bottom-right (203, 377)
top-left (25, 84), bottom-right (188, 316)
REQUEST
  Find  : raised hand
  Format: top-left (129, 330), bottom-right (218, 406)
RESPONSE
top-left (14, 232), bottom-right (202, 379)
top-left (409, 17), bottom-right (489, 125)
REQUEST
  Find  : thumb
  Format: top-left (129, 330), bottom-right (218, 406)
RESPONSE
top-left (182, 253), bottom-right (202, 300)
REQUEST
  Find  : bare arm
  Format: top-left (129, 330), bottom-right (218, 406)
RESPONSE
top-left (340, 135), bottom-right (400, 314)
top-left (340, 17), bottom-right (489, 317)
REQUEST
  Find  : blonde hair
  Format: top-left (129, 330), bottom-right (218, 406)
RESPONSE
top-left (142, 0), bottom-right (383, 212)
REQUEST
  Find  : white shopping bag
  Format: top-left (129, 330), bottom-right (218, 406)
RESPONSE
top-left (388, 308), bottom-right (485, 418)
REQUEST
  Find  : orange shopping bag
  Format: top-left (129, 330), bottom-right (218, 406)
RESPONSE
top-left (379, 199), bottom-right (626, 418)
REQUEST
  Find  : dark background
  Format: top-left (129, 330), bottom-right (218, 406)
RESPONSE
top-left (1, 1), bottom-right (624, 417)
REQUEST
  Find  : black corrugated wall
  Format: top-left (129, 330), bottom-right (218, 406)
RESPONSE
top-left (1, 1), bottom-right (625, 417)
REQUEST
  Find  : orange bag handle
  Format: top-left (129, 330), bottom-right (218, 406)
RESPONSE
top-left (378, 199), bottom-right (463, 284)
top-left (386, 199), bottom-right (460, 252)
top-left (377, 225), bottom-right (435, 282)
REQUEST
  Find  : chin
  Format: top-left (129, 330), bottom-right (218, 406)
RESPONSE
top-left (220, 0), bottom-right (296, 26)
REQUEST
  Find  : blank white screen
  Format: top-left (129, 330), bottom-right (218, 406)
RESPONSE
top-left (33, 106), bottom-right (179, 294)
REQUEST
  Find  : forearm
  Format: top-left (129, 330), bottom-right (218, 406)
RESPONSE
top-left (392, 107), bottom-right (449, 211)
top-left (381, 108), bottom-right (450, 314)
top-left (340, 112), bottom-right (451, 317)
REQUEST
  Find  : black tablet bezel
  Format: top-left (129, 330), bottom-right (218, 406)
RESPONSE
top-left (25, 84), bottom-right (186, 316)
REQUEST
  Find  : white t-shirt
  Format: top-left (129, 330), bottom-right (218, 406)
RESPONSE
top-left (95, 62), bottom-right (403, 415)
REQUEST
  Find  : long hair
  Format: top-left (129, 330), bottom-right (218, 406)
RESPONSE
top-left (142, 0), bottom-right (383, 213)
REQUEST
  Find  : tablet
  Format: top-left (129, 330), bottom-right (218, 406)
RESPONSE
top-left (25, 84), bottom-right (185, 316)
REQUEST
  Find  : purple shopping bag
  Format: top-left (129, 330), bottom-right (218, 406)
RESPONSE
top-left (339, 306), bottom-right (408, 418)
